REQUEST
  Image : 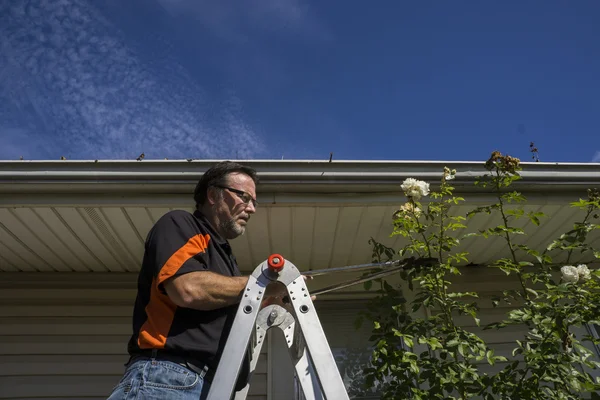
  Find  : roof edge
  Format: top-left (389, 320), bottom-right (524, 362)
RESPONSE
top-left (0, 159), bottom-right (598, 195)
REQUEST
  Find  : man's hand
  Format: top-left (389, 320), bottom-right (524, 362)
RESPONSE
top-left (261, 275), bottom-right (316, 308)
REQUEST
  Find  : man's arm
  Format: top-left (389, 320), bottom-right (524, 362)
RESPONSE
top-left (164, 271), bottom-right (249, 311)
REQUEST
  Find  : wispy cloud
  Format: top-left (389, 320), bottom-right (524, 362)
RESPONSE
top-left (156, 0), bottom-right (331, 44)
top-left (592, 151), bottom-right (600, 163)
top-left (154, 0), bottom-right (332, 97)
top-left (0, 0), bottom-right (265, 160)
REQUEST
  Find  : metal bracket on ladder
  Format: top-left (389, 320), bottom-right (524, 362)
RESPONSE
top-left (207, 254), bottom-right (350, 400)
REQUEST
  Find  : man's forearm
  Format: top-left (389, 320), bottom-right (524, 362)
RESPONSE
top-left (165, 271), bottom-right (249, 311)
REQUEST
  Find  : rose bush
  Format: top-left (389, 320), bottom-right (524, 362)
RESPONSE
top-left (354, 152), bottom-right (600, 399)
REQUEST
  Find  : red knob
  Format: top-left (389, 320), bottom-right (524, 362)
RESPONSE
top-left (267, 254), bottom-right (285, 272)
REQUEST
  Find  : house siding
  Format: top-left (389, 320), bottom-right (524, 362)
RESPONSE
top-left (0, 279), bottom-right (267, 399)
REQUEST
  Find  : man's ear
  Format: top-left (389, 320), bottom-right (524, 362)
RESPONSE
top-left (206, 186), bottom-right (219, 205)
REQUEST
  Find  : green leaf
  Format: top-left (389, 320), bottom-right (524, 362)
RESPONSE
top-left (525, 288), bottom-right (539, 298)
top-left (378, 362), bottom-right (388, 373)
top-left (506, 209), bottom-right (525, 218)
top-left (409, 360), bottom-right (419, 374)
top-left (486, 350), bottom-right (495, 365)
top-left (570, 198), bottom-right (590, 208)
top-left (503, 191), bottom-right (526, 203)
top-left (448, 223), bottom-right (467, 231)
top-left (527, 211), bottom-right (546, 226)
top-left (519, 261), bottom-right (533, 267)
top-left (546, 240), bottom-right (560, 251)
top-left (466, 206), bottom-right (494, 218)
top-left (421, 336), bottom-right (443, 350)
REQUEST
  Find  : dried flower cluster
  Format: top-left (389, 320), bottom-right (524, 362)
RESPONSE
top-left (529, 141), bottom-right (540, 162)
top-left (485, 150), bottom-right (521, 174)
top-left (443, 166), bottom-right (456, 181)
top-left (393, 202), bottom-right (422, 220)
top-left (560, 264), bottom-right (591, 283)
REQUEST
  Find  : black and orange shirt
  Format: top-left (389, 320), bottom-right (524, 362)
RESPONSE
top-left (127, 209), bottom-right (242, 369)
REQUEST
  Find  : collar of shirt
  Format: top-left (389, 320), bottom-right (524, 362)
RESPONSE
top-left (193, 209), bottom-right (240, 274)
top-left (193, 209), bottom-right (228, 246)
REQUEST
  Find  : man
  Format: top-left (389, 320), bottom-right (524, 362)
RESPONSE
top-left (107, 161), bottom-right (276, 399)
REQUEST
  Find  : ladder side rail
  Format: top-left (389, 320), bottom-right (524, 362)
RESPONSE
top-left (206, 264), bottom-right (270, 400)
top-left (281, 262), bottom-right (349, 400)
top-left (289, 325), bottom-right (324, 400)
top-left (233, 308), bottom-right (271, 400)
top-left (234, 324), bottom-right (267, 400)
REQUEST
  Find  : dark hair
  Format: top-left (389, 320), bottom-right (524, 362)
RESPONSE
top-left (193, 161), bottom-right (259, 207)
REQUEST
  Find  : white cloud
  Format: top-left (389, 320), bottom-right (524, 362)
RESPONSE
top-left (592, 151), bottom-right (600, 163)
top-left (0, 0), bottom-right (265, 160)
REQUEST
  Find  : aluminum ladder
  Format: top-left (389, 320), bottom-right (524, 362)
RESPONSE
top-left (207, 254), bottom-right (431, 399)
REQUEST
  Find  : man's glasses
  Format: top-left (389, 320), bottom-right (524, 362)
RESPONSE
top-left (214, 186), bottom-right (258, 208)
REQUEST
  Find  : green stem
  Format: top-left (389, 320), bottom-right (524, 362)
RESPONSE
top-left (438, 203), bottom-right (445, 265)
top-left (437, 202), bottom-right (455, 331)
top-left (494, 170), bottom-right (529, 301)
top-left (435, 187), bottom-right (467, 399)
top-left (412, 201), bottom-right (432, 259)
top-left (565, 206), bottom-right (593, 264)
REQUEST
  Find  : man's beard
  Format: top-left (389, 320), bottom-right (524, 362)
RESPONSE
top-left (220, 216), bottom-right (246, 239)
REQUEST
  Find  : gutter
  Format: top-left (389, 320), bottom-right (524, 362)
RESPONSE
top-left (0, 159), bottom-right (598, 195)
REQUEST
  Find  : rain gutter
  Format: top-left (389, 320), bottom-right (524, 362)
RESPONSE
top-left (0, 159), bottom-right (598, 195)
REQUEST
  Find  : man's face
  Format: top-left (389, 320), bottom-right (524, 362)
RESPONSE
top-left (212, 172), bottom-right (257, 239)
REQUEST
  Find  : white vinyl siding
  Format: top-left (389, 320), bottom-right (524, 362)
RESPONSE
top-left (316, 301), bottom-right (379, 399)
top-left (449, 268), bottom-right (529, 376)
top-left (0, 274), bottom-right (267, 400)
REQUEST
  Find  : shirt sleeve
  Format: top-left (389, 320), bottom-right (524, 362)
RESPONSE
top-left (144, 210), bottom-right (211, 292)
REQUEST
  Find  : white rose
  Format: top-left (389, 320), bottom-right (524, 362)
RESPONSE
top-left (401, 178), bottom-right (430, 201)
top-left (561, 265), bottom-right (579, 283)
top-left (418, 181), bottom-right (430, 197)
top-left (576, 264), bottom-right (591, 281)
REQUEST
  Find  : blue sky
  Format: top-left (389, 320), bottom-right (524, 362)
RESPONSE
top-left (0, 0), bottom-right (599, 163)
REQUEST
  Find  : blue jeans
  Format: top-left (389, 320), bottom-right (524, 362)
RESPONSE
top-left (106, 358), bottom-right (211, 400)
